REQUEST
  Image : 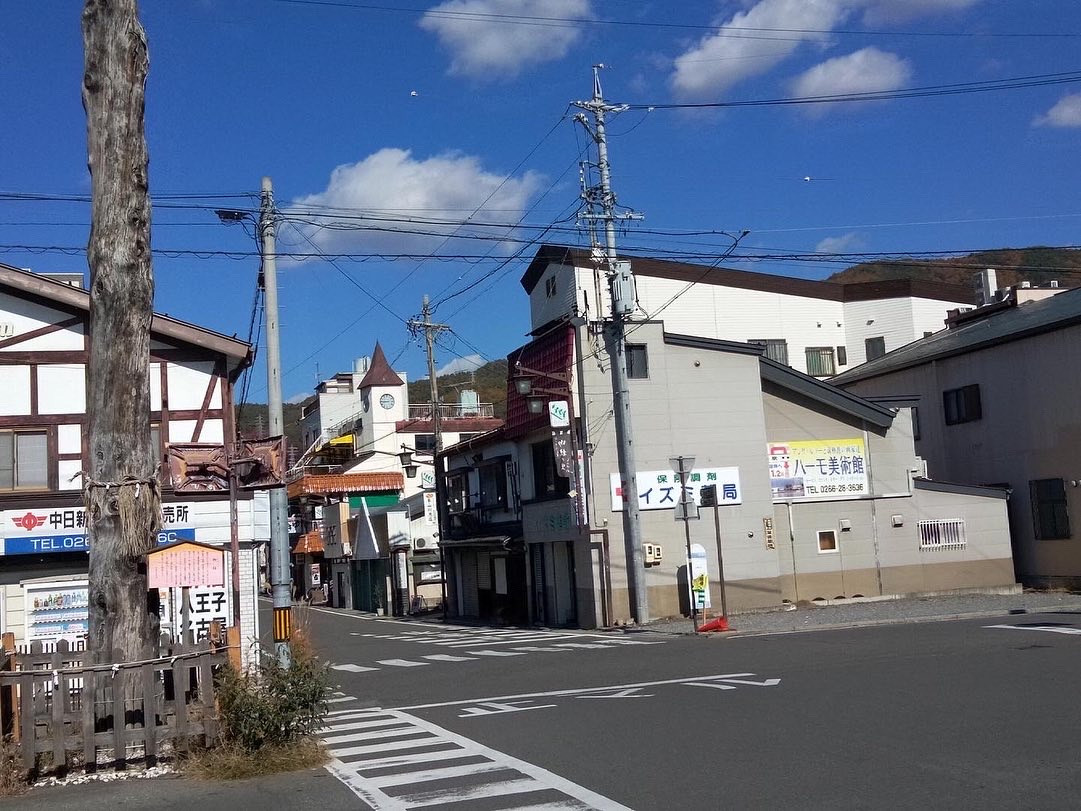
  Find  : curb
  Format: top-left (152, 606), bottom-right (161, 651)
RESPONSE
top-left (637, 602), bottom-right (1081, 639)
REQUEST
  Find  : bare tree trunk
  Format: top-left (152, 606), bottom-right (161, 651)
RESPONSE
top-left (82, 0), bottom-right (161, 663)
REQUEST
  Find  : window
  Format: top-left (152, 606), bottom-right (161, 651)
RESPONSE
top-left (919, 519), bottom-right (966, 550)
top-left (414, 433), bottom-right (436, 453)
top-left (545, 276), bottom-right (557, 299)
top-left (865, 336), bottom-right (886, 361)
top-left (458, 432), bottom-right (480, 442)
top-left (446, 472), bottom-right (469, 514)
top-left (531, 439), bottom-right (569, 500)
top-left (0, 430), bottom-right (47, 490)
top-left (479, 462), bottom-right (508, 509)
top-left (943, 384), bottom-right (981, 425)
top-left (625, 343), bottom-right (649, 379)
top-left (805, 347), bottom-right (836, 377)
top-left (817, 529), bottom-right (838, 553)
top-left (911, 407), bottom-right (921, 441)
top-left (836, 345), bottom-right (848, 366)
top-left (1031, 478), bottom-right (1070, 540)
top-left (749, 339), bottom-right (789, 365)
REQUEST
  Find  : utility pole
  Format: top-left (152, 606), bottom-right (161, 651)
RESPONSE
top-left (260, 177), bottom-right (292, 667)
top-left (82, 0), bottom-right (162, 663)
top-left (573, 66), bottom-right (649, 624)
top-left (409, 296), bottom-right (451, 620)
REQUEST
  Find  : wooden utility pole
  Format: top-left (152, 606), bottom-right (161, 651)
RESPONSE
top-left (82, 0), bottom-right (161, 662)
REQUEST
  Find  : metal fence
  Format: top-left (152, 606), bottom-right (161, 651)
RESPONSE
top-left (918, 518), bottom-right (967, 551)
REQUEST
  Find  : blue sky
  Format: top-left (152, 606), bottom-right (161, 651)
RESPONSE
top-left (3, 1), bottom-right (1081, 403)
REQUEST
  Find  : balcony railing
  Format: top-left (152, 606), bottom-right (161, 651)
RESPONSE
top-left (409, 402), bottom-right (495, 420)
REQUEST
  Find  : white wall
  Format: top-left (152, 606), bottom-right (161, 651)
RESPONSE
top-left (0, 292), bottom-right (84, 351)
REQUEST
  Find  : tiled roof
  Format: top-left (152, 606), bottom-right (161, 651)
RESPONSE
top-left (287, 472), bottom-right (403, 499)
top-left (505, 324), bottom-right (575, 440)
top-left (359, 342), bottom-right (405, 388)
top-left (293, 530), bottom-right (324, 555)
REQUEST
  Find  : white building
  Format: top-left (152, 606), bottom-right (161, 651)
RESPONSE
top-left (523, 245), bottom-right (975, 377)
top-left (0, 263), bottom-right (265, 654)
top-left (289, 342), bottom-right (502, 614)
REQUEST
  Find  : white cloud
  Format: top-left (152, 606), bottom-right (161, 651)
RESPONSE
top-left (670, 0), bottom-right (848, 101)
top-left (815, 232), bottom-right (862, 254)
top-left (420, 0), bottom-right (593, 79)
top-left (668, 0), bottom-right (982, 100)
top-left (287, 391), bottom-right (312, 404)
top-left (790, 47), bottom-right (912, 111)
top-left (287, 148), bottom-right (544, 259)
top-left (438, 353), bottom-right (485, 375)
top-left (1033, 93), bottom-right (1081, 128)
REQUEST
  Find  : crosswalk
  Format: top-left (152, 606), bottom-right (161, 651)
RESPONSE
top-left (331, 632), bottom-right (664, 675)
top-left (352, 626), bottom-right (638, 648)
top-left (321, 706), bottom-right (632, 810)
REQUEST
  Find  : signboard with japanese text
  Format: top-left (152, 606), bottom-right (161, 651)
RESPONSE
top-left (423, 491), bottom-right (438, 525)
top-left (162, 585), bottom-right (230, 642)
top-left (552, 428), bottom-right (574, 478)
top-left (0, 503), bottom-right (197, 556)
top-left (767, 438), bottom-right (868, 500)
top-left (610, 467), bottom-right (742, 512)
top-left (148, 541), bottom-right (225, 589)
top-left (688, 543), bottom-right (710, 610)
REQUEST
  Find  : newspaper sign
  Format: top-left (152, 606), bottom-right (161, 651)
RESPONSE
top-left (768, 438), bottom-right (868, 500)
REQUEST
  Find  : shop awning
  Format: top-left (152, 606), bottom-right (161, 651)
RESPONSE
top-left (287, 471), bottom-right (403, 499)
top-left (293, 530), bottom-right (324, 555)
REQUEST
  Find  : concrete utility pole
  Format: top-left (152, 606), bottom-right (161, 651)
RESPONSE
top-left (573, 66), bottom-right (649, 624)
top-left (260, 177), bottom-right (292, 666)
top-left (409, 296), bottom-right (451, 619)
top-left (81, 0), bottom-right (162, 662)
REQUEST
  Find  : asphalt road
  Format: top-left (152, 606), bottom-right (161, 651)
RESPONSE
top-left (294, 603), bottom-right (1081, 810)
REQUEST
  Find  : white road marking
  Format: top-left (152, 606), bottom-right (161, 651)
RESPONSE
top-left (422, 654), bottom-right (476, 662)
top-left (986, 623), bottom-right (1081, 635)
top-left (332, 663), bottom-right (380, 673)
top-left (392, 673), bottom-right (759, 711)
top-left (321, 708), bottom-right (633, 810)
top-left (328, 695), bottom-right (359, 704)
top-left (376, 658), bottom-right (429, 667)
top-left (468, 649), bottom-right (527, 657)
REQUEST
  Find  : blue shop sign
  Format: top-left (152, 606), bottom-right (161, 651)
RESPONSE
top-left (3, 527), bottom-right (196, 556)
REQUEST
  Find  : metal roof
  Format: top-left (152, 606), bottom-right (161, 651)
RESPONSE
top-left (833, 287), bottom-right (1081, 385)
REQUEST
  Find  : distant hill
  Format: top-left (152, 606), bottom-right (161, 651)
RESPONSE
top-left (826, 247), bottom-right (1081, 291)
top-left (237, 401), bottom-right (305, 459)
top-left (408, 358), bottom-right (509, 419)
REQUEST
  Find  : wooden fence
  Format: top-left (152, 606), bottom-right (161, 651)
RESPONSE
top-left (0, 625), bottom-right (240, 778)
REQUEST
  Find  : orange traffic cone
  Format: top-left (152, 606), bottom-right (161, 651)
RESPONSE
top-left (697, 616), bottom-right (730, 633)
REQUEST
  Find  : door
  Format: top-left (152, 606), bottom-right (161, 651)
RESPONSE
top-left (530, 544), bottom-right (546, 626)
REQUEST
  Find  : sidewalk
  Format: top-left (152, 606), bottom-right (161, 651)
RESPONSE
top-left (8, 765), bottom-right (357, 810)
top-left (639, 589), bottom-right (1081, 636)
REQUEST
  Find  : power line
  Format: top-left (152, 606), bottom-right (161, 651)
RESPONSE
top-left (271, 0), bottom-right (1081, 40)
top-left (626, 70), bottom-right (1081, 110)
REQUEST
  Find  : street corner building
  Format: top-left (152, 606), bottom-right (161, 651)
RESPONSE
top-left (0, 263), bottom-right (267, 653)
top-left (436, 247), bottom-right (1017, 628)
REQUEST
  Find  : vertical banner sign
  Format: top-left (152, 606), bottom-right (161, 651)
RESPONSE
top-left (688, 543), bottom-right (710, 610)
top-left (424, 491), bottom-right (439, 525)
top-left (552, 427), bottom-right (574, 478)
top-left (767, 438), bottom-right (868, 499)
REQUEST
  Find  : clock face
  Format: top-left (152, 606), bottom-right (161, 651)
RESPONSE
top-left (379, 393), bottom-right (395, 410)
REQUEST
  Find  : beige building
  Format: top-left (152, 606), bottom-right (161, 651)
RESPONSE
top-left (440, 319), bottom-right (1016, 628)
top-left (833, 283), bottom-right (1081, 589)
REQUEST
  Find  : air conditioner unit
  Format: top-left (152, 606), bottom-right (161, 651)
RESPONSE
top-left (413, 536), bottom-right (437, 552)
